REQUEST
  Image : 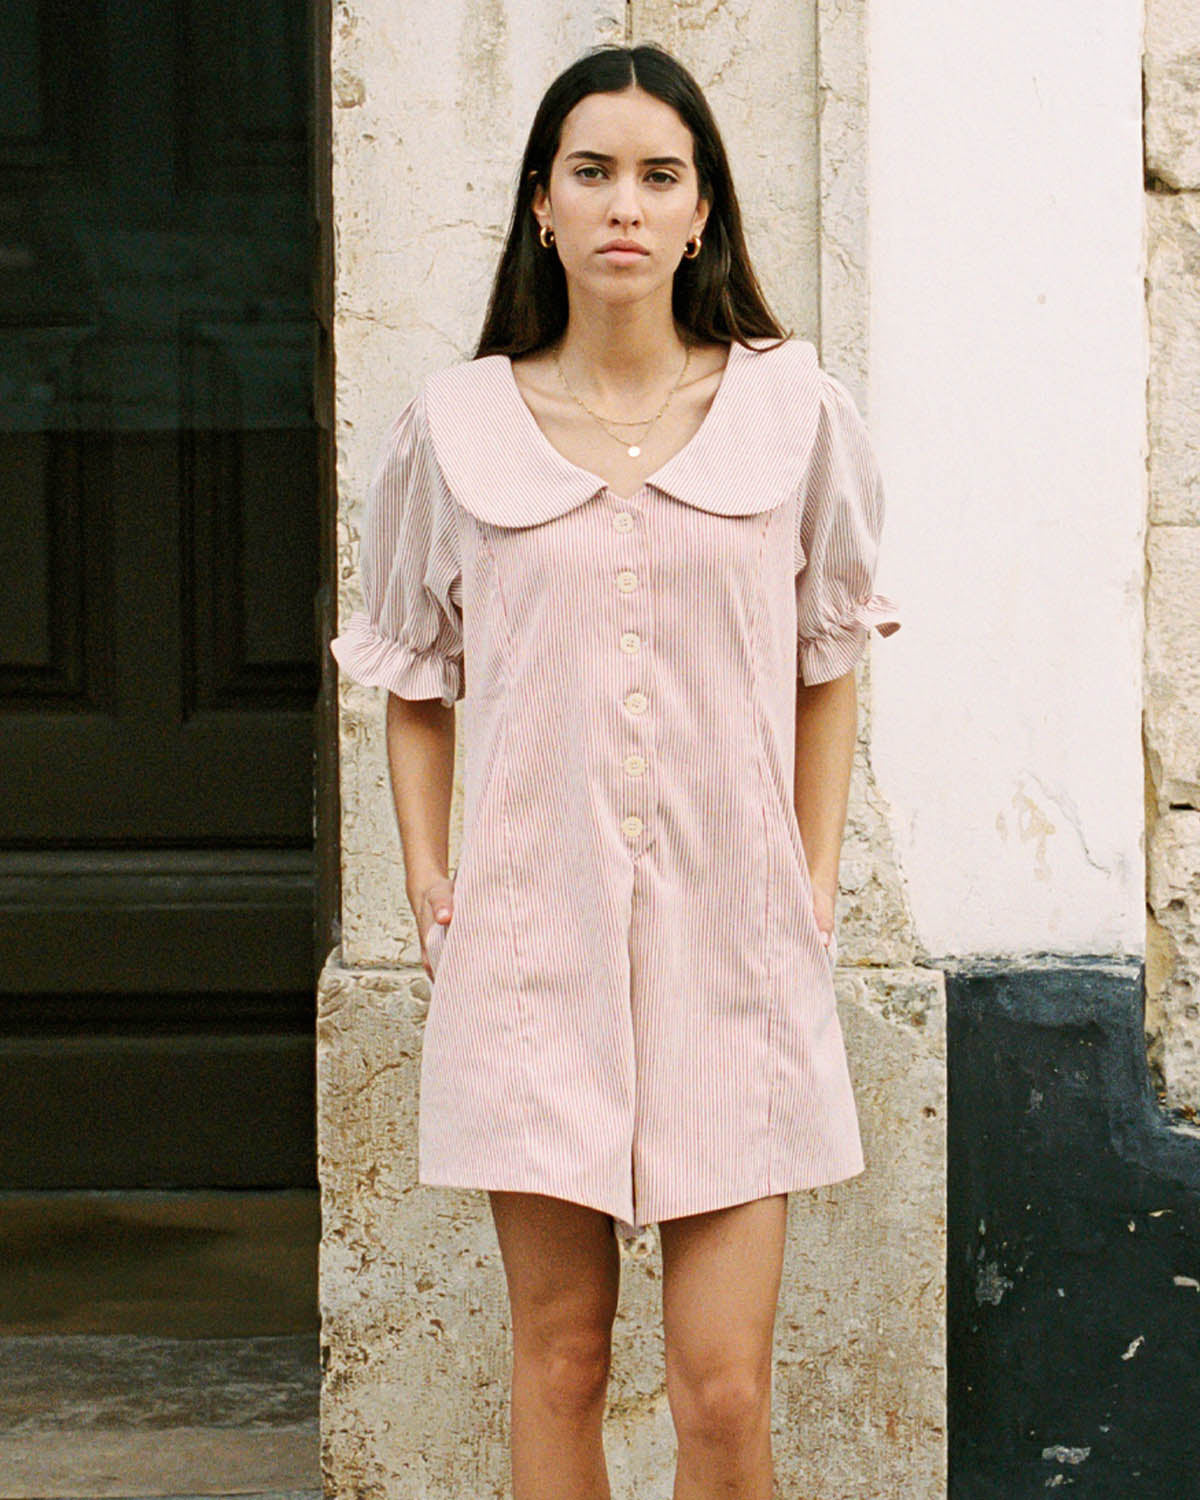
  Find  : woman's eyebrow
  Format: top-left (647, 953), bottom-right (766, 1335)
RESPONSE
top-left (563, 150), bottom-right (689, 168)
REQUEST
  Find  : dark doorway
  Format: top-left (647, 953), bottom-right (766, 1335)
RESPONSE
top-left (0, 0), bottom-right (323, 1186)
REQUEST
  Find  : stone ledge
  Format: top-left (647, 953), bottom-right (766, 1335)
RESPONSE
top-left (0, 1427), bottom-right (319, 1500)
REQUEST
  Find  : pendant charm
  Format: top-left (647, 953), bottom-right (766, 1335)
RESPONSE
top-left (627, 445), bottom-right (640, 458)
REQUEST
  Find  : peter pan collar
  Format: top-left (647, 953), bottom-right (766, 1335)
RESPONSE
top-left (422, 334), bottom-right (824, 528)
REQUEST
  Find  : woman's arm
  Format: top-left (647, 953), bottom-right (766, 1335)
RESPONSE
top-left (793, 669), bottom-right (858, 948)
top-left (386, 691), bottom-right (457, 976)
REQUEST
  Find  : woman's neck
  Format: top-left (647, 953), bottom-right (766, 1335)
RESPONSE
top-left (555, 294), bottom-right (691, 399)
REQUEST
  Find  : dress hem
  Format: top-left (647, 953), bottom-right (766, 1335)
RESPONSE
top-left (415, 1157), bottom-right (868, 1237)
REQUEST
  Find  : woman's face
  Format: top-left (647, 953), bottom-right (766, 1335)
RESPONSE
top-left (532, 85), bottom-right (709, 310)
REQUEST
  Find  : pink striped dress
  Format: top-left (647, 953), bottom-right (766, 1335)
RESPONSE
top-left (330, 334), bottom-right (900, 1240)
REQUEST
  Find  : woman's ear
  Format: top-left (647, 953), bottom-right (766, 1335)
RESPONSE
top-left (531, 180), bottom-right (550, 233)
top-left (692, 196), bottom-right (710, 241)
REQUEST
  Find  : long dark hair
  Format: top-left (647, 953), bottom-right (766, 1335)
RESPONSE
top-left (473, 43), bottom-right (789, 359)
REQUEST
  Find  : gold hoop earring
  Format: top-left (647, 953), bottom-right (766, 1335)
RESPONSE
top-left (683, 236), bottom-right (702, 260)
top-left (539, 224), bottom-right (556, 249)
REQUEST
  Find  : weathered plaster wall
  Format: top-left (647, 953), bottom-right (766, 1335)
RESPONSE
top-left (1145, 0), bottom-right (1200, 1109)
top-left (630, 0), bottom-right (820, 342)
top-left (866, 0), bottom-right (1148, 960)
top-left (322, 2), bottom-right (945, 1494)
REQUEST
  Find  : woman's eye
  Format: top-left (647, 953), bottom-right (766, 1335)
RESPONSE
top-left (572, 165), bottom-right (676, 185)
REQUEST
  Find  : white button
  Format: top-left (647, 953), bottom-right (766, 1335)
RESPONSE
top-left (624, 690), bottom-right (648, 715)
top-left (620, 814), bottom-right (644, 839)
top-left (615, 569), bottom-right (638, 593)
top-left (612, 511), bottom-right (634, 532)
top-left (624, 754), bottom-right (647, 776)
top-left (619, 631), bottom-right (641, 654)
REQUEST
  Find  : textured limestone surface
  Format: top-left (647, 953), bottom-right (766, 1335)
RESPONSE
top-left (630, 0), bottom-right (821, 342)
top-left (1145, 0), bottom-right (1200, 190)
top-left (814, 0), bottom-right (870, 379)
top-left (1145, 94), bottom-right (1200, 1108)
top-left (1148, 813), bottom-right (1200, 1106)
top-left (1147, 194), bottom-right (1200, 527)
top-left (840, 666), bottom-right (921, 967)
top-left (317, 954), bottom-right (946, 1499)
top-left (1144, 521), bottom-right (1200, 1112)
top-left (1146, 526), bottom-right (1200, 812)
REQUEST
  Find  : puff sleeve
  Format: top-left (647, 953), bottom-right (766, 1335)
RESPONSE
top-left (329, 385), bottom-right (465, 706)
top-left (794, 368), bottom-right (901, 685)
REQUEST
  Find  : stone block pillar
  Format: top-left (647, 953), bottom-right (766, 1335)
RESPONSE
top-left (1146, 0), bottom-right (1200, 1110)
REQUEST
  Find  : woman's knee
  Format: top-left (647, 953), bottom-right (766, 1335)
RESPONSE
top-left (489, 1191), bottom-right (620, 1415)
top-left (517, 1323), bottom-right (614, 1417)
top-left (667, 1359), bottom-right (772, 1449)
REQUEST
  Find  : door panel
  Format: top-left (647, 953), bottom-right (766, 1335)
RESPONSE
top-left (0, 0), bottom-right (320, 1184)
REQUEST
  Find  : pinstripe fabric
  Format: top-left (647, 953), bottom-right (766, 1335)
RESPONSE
top-left (330, 335), bottom-right (900, 1241)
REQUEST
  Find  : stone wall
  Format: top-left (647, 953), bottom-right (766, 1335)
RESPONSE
top-left (1145, 0), bottom-right (1200, 1112)
top-left (318, 961), bottom-right (944, 1498)
top-left (319, 2), bottom-right (946, 1495)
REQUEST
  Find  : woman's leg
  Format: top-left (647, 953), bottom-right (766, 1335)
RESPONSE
top-left (659, 1193), bottom-right (789, 1500)
top-left (488, 1190), bottom-right (622, 1500)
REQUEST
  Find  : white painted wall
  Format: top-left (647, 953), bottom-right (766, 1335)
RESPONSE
top-left (866, 0), bottom-right (1148, 957)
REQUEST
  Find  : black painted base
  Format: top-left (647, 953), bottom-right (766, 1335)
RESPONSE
top-left (947, 959), bottom-right (1200, 1498)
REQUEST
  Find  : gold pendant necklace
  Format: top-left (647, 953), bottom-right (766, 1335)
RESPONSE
top-left (554, 344), bottom-right (692, 458)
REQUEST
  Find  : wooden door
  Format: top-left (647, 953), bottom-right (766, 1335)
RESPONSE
top-left (0, 0), bottom-right (323, 1185)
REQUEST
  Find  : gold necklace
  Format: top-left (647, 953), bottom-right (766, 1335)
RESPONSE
top-left (553, 344), bottom-right (692, 458)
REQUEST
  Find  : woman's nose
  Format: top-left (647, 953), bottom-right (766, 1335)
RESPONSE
top-left (607, 176), bottom-right (643, 225)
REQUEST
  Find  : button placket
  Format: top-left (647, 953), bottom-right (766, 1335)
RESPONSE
top-left (612, 498), bottom-right (650, 847)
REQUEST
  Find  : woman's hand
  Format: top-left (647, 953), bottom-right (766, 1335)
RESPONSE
top-left (794, 669), bottom-right (856, 967)
top-left (414, 873), bottom-right (455, 979)
top-left (385, 691), bottom-right (458, 980)
top-left (811, 881), bottom-right (836, 954)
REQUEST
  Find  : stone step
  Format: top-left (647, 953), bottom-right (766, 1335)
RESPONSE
top-left (0, 1334), bottom-right (319, 1500)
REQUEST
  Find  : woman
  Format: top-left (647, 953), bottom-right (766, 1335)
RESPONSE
top-left (331, 41), bottom-right (899, 1500)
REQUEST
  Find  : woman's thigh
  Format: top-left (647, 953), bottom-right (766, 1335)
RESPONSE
top-left (488, 1191), bottom-right (622, 1351)
top-left (659, 1194), bottom-right (788, 1397)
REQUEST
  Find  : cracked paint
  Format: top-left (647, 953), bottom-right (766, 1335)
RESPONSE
top-left (1023, 769), bottom-right (1114, 876)
top-left (1012, 780), bottom-right (1056, 882)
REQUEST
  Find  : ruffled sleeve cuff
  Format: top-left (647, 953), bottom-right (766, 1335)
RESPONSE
top-left (330, 611), bottom-right (463, 707)
top-left (798, 593), bottom-right (902, 686)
